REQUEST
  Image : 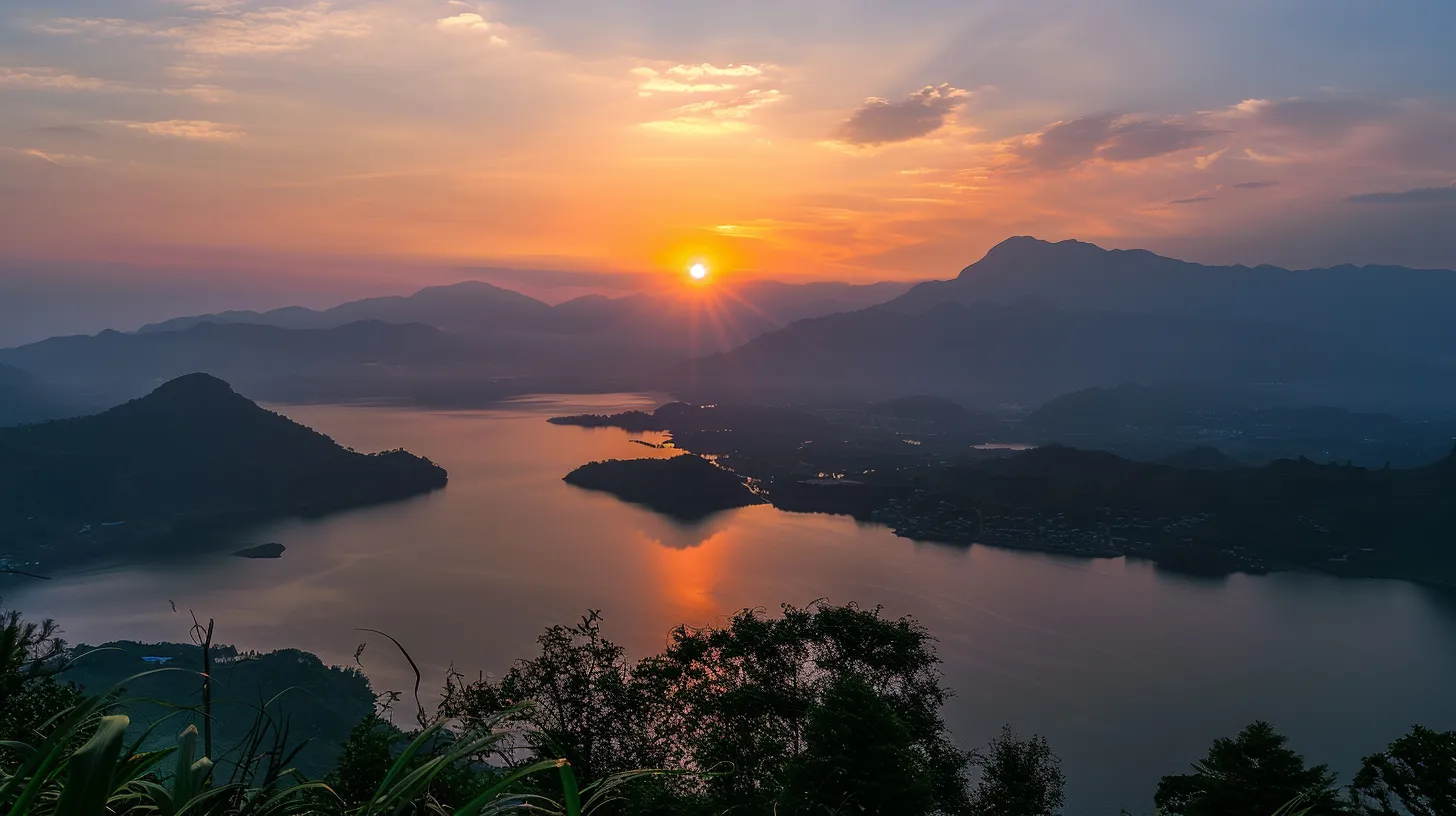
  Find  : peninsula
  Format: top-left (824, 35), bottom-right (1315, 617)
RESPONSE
top-left (0, 373), bottom-right (447, 575)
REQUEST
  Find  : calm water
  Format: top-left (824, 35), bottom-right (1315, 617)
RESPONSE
top-left (8, 395), bottom-right (1456, 814)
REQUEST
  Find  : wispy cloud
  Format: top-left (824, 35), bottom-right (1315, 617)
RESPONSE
top-left (113, 119), bottom-right (245, 141)
top-left (1232, 180), bottom-right (1279, 189)
top-left (436, 12), bottom-right (506, 45)
top-left (37, 2), bottom-right (372, 62)
top-left (1169, 195), bottom-right (1215, 205)
top-left (5, 147), bottom-right (101, 166)
top-left (1348, 185), bottom-right (1456, 204)
top-left (835, 84), bottom-right (968, 146)
top-left (0, 66), bottom-right (130, 92)
top-left (632, 63), bottom-right (769, 95)
top-left (1018, 114), bottom-right (1221, 169)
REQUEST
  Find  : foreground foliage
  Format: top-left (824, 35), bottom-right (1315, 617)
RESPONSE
top-left (6, 599), bottom-right (1454, 815)
top-left (438, 602), bottom-right (1000, 815)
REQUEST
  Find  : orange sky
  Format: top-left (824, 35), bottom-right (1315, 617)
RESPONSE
top-left (2, 0), bottom-right (1455, 293)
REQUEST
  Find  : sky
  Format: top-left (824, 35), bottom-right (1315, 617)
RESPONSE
top-left (2, 0), bottom-right (1456, 339)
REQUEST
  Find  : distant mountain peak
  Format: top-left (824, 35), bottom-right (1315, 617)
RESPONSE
top-left (119, 373), bottom-right (251, 414)
top-left (965, 236), bottom-right (1112, 276)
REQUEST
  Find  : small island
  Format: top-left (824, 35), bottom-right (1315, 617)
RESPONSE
top-left (233, 542), bottom-right (286, 559)
top-left (564, 454), bottom-right (765, 521)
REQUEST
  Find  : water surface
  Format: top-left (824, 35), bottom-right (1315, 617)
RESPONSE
top-left (8, 395), bottom-right (1456, 814)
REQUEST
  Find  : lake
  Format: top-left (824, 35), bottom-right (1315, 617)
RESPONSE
top-left (8, 394), bottom-right (1456, 814)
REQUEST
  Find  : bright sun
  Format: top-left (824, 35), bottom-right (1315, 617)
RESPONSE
top-left (688, 262), bottom-right (708, 280)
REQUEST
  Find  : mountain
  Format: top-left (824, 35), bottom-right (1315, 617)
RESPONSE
top-left (1154, 446), bottom-right (1245, 470)
top-left (728, 280), bottom-right (914, 324)
top-left (887, 236), bottom-right (1456, 364)
top-left (138, 279), bottom-right (912, 345)
top-left (871, 394), bottom-right (980, 425)
top-left (0, 363), bottom-right (67, 426)
top-left (139, 281), bottom-right (554, 333)
top-left (0, 320), bottom-right (467, 404)
top-left (0, 373), bottom-right (446, 571)
top-left (1020, 383), bottom-right (1456, 466)
top-left (685, 298), bottom-right (1448, 408)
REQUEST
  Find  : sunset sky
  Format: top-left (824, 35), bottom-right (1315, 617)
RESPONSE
top-left (2, 0), bottom-right (1455, 337)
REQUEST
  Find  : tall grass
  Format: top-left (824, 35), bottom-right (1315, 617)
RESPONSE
top-left (0, 672), bottom-right (646, 816)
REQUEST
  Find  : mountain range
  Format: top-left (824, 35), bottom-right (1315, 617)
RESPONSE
top-left (686, 238), bottom-right (1456, 410)
top-left (887, 236), bottom-right (1456, 364)
top-left (137, 278), bottom-right (913, 350)
top-left (7, 237), bottom-right (1456, 415)
top-left (685, 297), bottom-right (1450, 408)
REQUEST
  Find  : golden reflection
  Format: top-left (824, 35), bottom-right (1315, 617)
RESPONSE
top-left (639, 525), bottom-right (734, 620)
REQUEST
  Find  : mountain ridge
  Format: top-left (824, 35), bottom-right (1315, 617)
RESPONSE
top-left (889, 236), bottom-right (1456, 364)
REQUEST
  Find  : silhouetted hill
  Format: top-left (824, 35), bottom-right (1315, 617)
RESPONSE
top-left (60, 640), bottom-right (373, 778)
top-left (888, 236), bottom-right (1456, 364)
top-left (564, 454), bottom-right (765, 520)
top-left (0, 363), bottom-right (69, 426)
top-left (139, 281), bottom-right (554, 333)
top-left (1024, 383), bottom-right (1249, 434)
top-left (871, 395), bottom-right (978, 425)
top-left (0, 373), bottom-right (446, 570)
top-left (1019, 383), bottom-right (1456, 466)
top-left (0, 320), bottom-right (466, 403)
top-left (1155, 446), bottom-right (1245, 470)
top-left (138, 279), bottom-right (910, 347)
top-left (686, 299), bottom-right (1445, 407)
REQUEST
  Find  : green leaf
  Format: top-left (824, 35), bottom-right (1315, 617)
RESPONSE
top-left (54, 715), bottom-right (130, 816)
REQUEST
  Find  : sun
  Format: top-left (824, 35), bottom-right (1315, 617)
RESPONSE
top-left (688, 262), bottom-right (708, 280)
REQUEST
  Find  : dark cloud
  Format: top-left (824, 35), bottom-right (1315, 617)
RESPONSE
top-left (1347, 185), bottom-right (1456, 204)
top-left (1099, 120), bottom-right (1222, 162)
top-left (837, 83), bottom-right (968, 145)
top-left (1020, 114), bottom-right (1219, 169)
top-left (1019, 114), bottom-right (1118, 169)
top-left (1233, 180), bottom-right (1279, 189)
top-left (1169, 195), bottom-right (1215, 205)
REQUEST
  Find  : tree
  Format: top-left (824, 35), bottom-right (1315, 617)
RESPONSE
top-left (781, 675), bottom-right (939, 815)
top-left (1155, 721), bottom-right (1345, 816)
top-left (0, 605), bottom-right (79, 747)
top-left (968, 726), bottom-right (1066, 816)
top-left (1350, 726), bottom-right (1456, 816)
top-left (439, 602), bottom-right (976, 815)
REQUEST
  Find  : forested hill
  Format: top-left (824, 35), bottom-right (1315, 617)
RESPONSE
top-left (0, 373), bottom-right (446, 571)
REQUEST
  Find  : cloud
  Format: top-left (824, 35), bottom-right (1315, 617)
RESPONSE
top-left (1232, 180), bottom-right (1279, 189)
top-left (37, 3), bottom-right (371, 59)
top-left (1226, 96), bottom-right (1392, 135)
top-left (113, 120), bottom-right (244, 141)
top-left (1019, 114), bottom-right (1220, 169)
top-left (1347, 185), bottom-right (1456, 204)
top-left (1169, 195), bottom-right (1215, 204)
top-left (6, 148), bottom-right (101, 166)
top-left (1101, 119), bottom-right (1222, 161)
top-left (632, 63), bottom-right (768, 95)
top-left (666, 64), bottom-right (763, 79)
top-left (1, 66), bottom-right (233, 102)
top-left (669, 89), bottom-right (782, 119)
top-left (436, 12), bottom-right (507, 44)
top-left (641, 89), bottom-right (783, 134)
top-left (0, 66), bottom-right (130, 92)
top-left (836, 84), bottom-right (969, 146)
top-left (1194, 148), bottom-right (1227, 169)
